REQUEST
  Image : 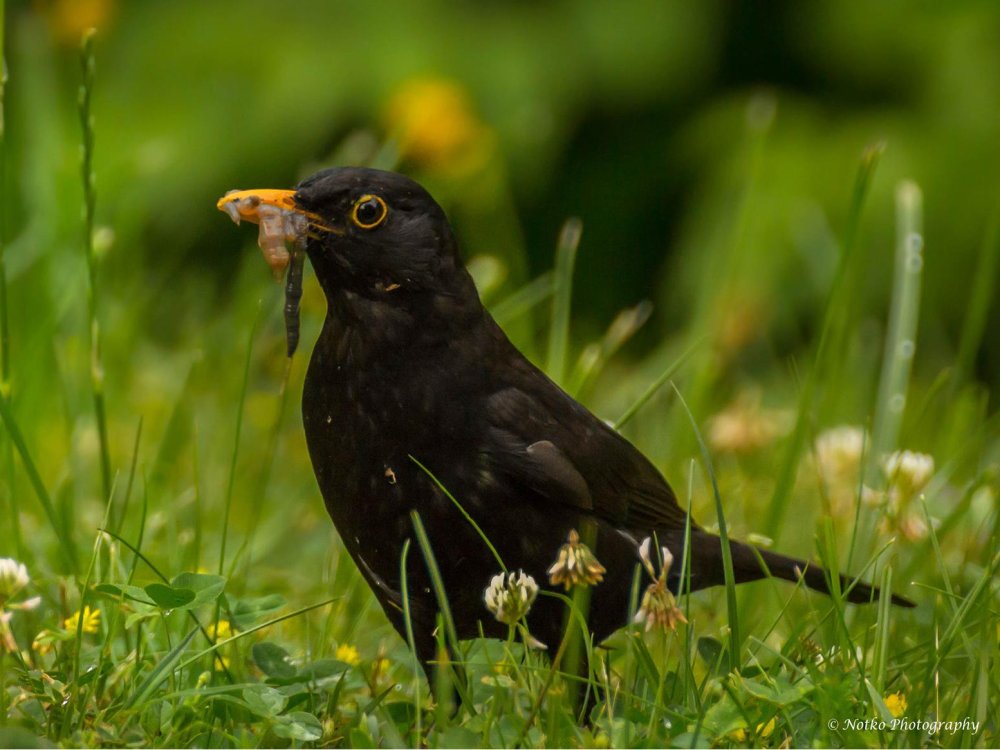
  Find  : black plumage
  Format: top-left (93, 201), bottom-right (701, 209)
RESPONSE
top-left (244, 167), bottom-right (914, 668)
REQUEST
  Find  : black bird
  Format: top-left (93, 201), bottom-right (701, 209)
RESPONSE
top-left (218, 167), bottom-right (913, 668)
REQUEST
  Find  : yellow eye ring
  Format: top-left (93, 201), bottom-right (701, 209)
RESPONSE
top-left (351, 194), bottom-right (388, 229)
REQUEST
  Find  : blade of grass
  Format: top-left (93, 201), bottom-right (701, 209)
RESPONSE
top-left (566, 301), bottom-right (652, 397)
top-left (868, 181), bottom-right (924, 479)
top-left (490, 271), bottom-right (554, 326)
top-left (71, 476), bottom-right (118, 684)
top-left (763, 144), bottom-right (883, 540)
top-left (93, 427), bottom-right (145, 705)
top-left (613, 339), bottom-right (701, 431)
top-left (124, 627), bottom-right (198, 710)
top-left (409, 455), bottom-right (506, 573)
top-left (0, 395), bottom-right (77, 572)
top-left (561, 521), bottom-right (597, 714)
top-left (398, 539), bottom-right (422, 747)
top-left (216, 318), bottom-right (260, 669)
top-left (512, 605), bottom-right (577, 748)
top-left (672, 383), bottom-right (740, 665)
top-left (432, 614), bottom-right (454, 734)
top-left (927, 550), bottom-right (998, 676)
top-left (864, 679), bottom-right (898, 724)
top-left (409, 510), bottom-right (474, 709)
top-left (112, 418), bottom-right (142, 536)
top-left (129, 473), bottom-right (149, 583)
top-left (546, 217), bottom-right (582, 386)
top-left (679, 460), bottom-right (700, 714)
top-left (870, 564), bottom-right (893, 691)
top-left (174, 597), bottom-right (336, 673)
top-left (238, 346), bottom-right (294, 585)
top-left (61, 476), bottom-right (119, 740)
top-left (218, 300), bottom-right (262, 576)
top-left (817, 517), bottom-right (851, 661)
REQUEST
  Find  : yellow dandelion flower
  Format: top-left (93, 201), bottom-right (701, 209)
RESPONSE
top-left (207, 620), bottom-right (233, 641)
top-left (213, 654), bottom-right (231, 672)
top-left (49, 0), bottom-right (116, 44)
top-left (383, 78), bottom-right (493, 175)
top-left (885, 691), bottom-right (907, 718)
top-left (64, 605), bottom-right (101, 634)
top-left (335, 643), bottom-right (361, 666)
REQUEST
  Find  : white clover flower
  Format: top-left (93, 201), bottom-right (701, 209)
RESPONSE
top-left (484, 570), bottom-right (538, 625)
top-left (707, 389), bottom-right (792, 454)
top-left (814, 426), bottom-right (866, 485)
top-left (547, 529), bottom-right (606, 590)
top-left (633, 537), bottom-right (686, 633)
top-left (813, 426), bottom-right (871, 516)
top-left (882, 450), bottom-right (934, 498)
top-left (0, 558), bottom-right (29, 602)
top-left (638, 536), bottom-right (673, 580)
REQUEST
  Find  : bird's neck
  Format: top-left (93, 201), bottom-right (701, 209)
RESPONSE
top-left (317, 283), bottom-right (484, 369)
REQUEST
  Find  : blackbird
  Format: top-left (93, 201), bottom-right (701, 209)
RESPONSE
top-left (218, 167), bottom-right (913, 668)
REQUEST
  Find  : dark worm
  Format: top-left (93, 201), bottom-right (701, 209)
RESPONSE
top-left (283, 240), bottom-right (305, 358)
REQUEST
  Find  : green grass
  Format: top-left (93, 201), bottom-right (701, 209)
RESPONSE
top-left (0, 28), bottom-right (998, 750)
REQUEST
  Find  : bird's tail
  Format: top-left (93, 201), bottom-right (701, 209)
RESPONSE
top-left (680, 530), bottom-right (915, 608)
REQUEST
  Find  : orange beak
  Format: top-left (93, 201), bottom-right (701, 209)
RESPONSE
top-left (216, 188), bottom-right (302, 225)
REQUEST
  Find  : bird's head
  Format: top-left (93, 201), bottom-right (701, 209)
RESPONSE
top-left (218, 167), bottom-right (477, 306)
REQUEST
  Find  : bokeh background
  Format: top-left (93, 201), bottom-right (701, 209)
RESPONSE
top-left (3, 0), bottom-right (999, 667)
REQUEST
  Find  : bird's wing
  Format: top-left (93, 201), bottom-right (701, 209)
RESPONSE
top-left (483, 382), bottom-right (691, 532)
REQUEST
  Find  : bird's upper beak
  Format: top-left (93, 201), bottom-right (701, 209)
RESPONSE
top-left (216, 188), bottom-right (302, 226)
top-left (217, 188), bottom-right (324, 278)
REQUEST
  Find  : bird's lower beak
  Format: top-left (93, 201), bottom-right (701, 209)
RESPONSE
top-left (216, 188), bottom-right (302, 225)
top-left (217, 188), bottom-right (319, 279)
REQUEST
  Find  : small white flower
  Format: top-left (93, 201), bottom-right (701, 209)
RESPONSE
top-left (0, 558), bottom-right (29, 601)
top-left (633, 538), bottom-right (686, 633)
top-left (813, 426), bottom-right (870, 516)
top-left (638, 537), bottom-right (673, 580)
top-left (707, 389), bottom-right (792, 454)
top-left (547, 529), bottom-right (606, 589)
top-left (814, 426), bottom-right (866, 484)
top-left (881, 450), bottom-right (934, 498)
top-left (484, 570), bottom-right (538, 625)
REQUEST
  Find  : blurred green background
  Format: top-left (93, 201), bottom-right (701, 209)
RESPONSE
top-left (3, 0), bottom-right (998, 597)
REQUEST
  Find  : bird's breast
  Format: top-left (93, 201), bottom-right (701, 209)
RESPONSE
top-left (302, 317), bottom-right (484, 530)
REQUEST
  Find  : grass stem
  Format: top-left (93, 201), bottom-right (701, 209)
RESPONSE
top-left (868, 181), bottom-right (924, 478)
top-left (78, 28), bottom-right (113, 504)
top-left (218, 302), bottom-right (262, 576)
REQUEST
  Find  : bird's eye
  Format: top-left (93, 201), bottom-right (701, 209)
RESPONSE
top-left (351, 194), bottom-right (388, 229)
